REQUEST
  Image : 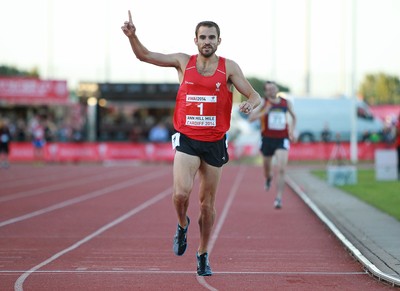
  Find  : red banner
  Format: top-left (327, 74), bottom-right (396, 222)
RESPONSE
top-left (288, 142), bottom-right (395, 161)
top-left (7, 142), bottom-right (395, 163)
top-left (0, 77), bottom-right (69, 104)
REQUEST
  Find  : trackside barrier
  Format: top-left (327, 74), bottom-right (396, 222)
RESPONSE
top-left (8, 142), bottom-right (394, 163)
top-left (374, 149), bottom-right (398, 181)
top-left (327, 165), bottom-right (357, 185)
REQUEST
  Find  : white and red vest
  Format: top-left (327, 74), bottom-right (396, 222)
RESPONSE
top-left (173, 55), bottom-right (233, 141)
top-left (261, 97), bottom-right (289, 139)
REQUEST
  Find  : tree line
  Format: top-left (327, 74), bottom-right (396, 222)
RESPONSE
top-left (0, 65), bottom-right (39, 78)
top-left (359, 73), bottom-right (400, 105)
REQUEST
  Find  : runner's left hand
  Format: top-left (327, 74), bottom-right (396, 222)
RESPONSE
top-left (239, 101), bottom-right (253, 114)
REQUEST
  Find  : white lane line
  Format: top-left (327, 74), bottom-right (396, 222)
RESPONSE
top-left (14, 186), bottom-right (173, 291)
top-left (0, 169), bottom-right (168, 228)
top-left (1, 270), bottom-right (367, 275)
top-left (208, 166), bottom-right (246, 254)
top-left (286, 176), bottom-right (400, 287)
top-left (1, 167), bottom-right (95, 189)
top-left (0, 168), bottom-right (135, 203)
top-left (197, 166), bottom-right (246, 291)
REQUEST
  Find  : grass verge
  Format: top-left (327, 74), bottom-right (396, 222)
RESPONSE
top-left (312, 169), bottom-right (400, 221)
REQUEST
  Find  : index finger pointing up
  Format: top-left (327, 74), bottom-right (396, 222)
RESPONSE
top-left (128, 10), bottom-right (132, 24)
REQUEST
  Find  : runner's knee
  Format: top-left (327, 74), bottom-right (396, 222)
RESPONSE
top-left (173, 191), bottom-right (190, 204)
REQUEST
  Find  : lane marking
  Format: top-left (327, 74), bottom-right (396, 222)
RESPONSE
top-left (0, 168), bottom-right (135, 203)
top-left (14, 186), bottom-right (173, 291)
top-left (1, 167), bottom-right (95, 190)
top-left (1, 269), bottom-right (367, 275)
top-left (197, 166), bottom-right (246, 291)
top-left (286, 176), bottom-right (400, 287)
top-left (207, 166), bottom-right (246, 254)
top-left (0, 169), bottom-right (168, 228)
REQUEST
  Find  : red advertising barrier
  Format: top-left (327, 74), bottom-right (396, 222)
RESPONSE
top-left (8, 142), bottom-right (394, 163)
top-left (9, 143), bottom-right (176, 163)
top-left (288, 142), bottom-right (392, 161)
top-left (0, 77), bottom-right (69, 105)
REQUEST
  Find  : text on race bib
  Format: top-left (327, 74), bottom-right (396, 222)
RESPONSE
top-left (268, 111), bottom-right (286, 130)
top-left (185, 95), bottom-right (217, 127)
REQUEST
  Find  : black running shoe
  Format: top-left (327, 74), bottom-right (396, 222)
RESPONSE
top-left (173, 217), bottom-right (190, 256)
top-left (274, 197), bottom-right (282, 209)
top-left (265, 177), bottom-right (272, 191)
top-left (196, 252), bottom-right (213, 276)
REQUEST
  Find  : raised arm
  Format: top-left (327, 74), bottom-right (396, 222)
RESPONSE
top-left (121, 10), bottom-right (189, 74)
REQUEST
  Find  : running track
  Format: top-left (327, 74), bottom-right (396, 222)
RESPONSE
top-left (0, 164), bottom-right (395, 290)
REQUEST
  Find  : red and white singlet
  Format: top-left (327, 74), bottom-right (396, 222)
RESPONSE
top-left (173, 55), bottom-right (233, 142)
top-left (261, 97), bottom-right (289, 139)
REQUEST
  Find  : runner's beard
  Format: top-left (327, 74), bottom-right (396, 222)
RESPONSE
top-left (200, 46), bottom-right (215, 57)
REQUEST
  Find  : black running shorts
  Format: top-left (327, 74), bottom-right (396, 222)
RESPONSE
top-left (172, 132), bottom-right (229, 168)
top-left (260, 137), bottom-right (290, 157)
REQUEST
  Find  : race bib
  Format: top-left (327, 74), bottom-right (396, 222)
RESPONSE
top-left (268, 111), bottom-right (286, 130)
top-left (185, 95), bottom-right (217, 127)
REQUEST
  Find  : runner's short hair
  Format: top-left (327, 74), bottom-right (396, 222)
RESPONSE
top-left (195, 21), bottom-right (220, 38)
top-left (265, 80), bottom-right (277, 86)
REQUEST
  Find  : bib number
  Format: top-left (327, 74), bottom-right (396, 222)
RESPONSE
top-left (268, 111), bottom-right (286, 130)
top-left (185, 95), bottom-right (217, 127)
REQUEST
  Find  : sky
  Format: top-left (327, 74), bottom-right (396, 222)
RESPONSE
top-left (1, 0), bottom-right (399, 97)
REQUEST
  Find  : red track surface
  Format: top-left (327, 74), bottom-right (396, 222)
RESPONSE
top-left (0, 164), bottom-right (395, 290)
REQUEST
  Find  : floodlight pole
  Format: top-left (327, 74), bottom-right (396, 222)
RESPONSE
top-left (270, 0), bottom-right (277, 80)
top-left (350, 0), bottom-right (358, 164)
top-left (304, 0), bottom-right (311, 95)
top-left (46, 0), bottom-right (54, 78)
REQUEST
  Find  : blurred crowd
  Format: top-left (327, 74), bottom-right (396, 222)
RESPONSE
top-left (361, 116), bottom-right (399, 145)
top-left (1, 108), bottom-right (399, 145)
top-left (0, 110), bottom-right (174, 144)
top-left (319, 118), bottom-right (398, 145)
top-left (0, 115), bottom-right (85, 143)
